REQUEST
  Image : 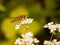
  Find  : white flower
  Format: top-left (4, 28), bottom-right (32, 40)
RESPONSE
top-left (15, 38), bottom-right (25, 45)
top-left (22, 32), bottom-right (33, 38)
top-left (56, 24), bottom-right (60, 32)
top-left (43, 22), bottom-right (60, 33)
top-left (33, 38), bottom-right (39, 43)
top-left (15, 23), bottom-right (21, 30)
top-left (58, 41), bottom-right (60, 45)
top-left (44, 40), bottom-right (52, 45)
top-left (15, 32), bottom-right (39, 45)
top-left (27, 18), bottom-right (33, 24)
top-left (43, 22), bottom-right (53, 28)
top-left (25, 32), bottom-right (33, 37)
top-left (21, 18), bottom-right (33, 24)
top-left (44, 39), bottom-right (60, 45)
top-left (15, 18), bottom-right (33, 30)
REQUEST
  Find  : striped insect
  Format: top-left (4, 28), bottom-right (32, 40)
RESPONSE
top-left (11, 15), bottom-right (26, 23)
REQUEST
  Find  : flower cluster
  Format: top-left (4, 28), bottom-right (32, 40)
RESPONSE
top-left (43, 22), bottom-right (60, 45)
top-left (15, 32), bottom-right (39, 45)
top-left (43, 22), bottom-right (60, 33)
top-left (44, 39), bottom-right (60, 45)
top-left (15, 18), bottom-right (33, 30)
top-left (14, 18), bottom-right (60, 45)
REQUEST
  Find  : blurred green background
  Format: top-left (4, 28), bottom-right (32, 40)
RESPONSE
top-left (0, 0), bottom-right (60, 45)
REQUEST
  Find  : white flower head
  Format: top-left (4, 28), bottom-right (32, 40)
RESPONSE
top-left (56, 24), bottom-right (60, 32)
top-left (15, 32), bottom-right (39, 45)
top-left (15, 23), bottom-right (21, 30)
top-left (21, 18), bottom-right (33, 24)
top-left (44, 40), bottom-right (52, 45)
top-left (43, 22), bottom-right (60, 33)
top-left (22, 32), bottom-right (33, 39)
top-left (15, 18), bottom-right (33, 30)
top-left (15, 38), bottom-right (25, 45)
top-left (43, 22), bottom-right (53, 28)
top-left (44, 39), bottom-right (60, 45)
top-left (33, 38), bottom-right (39, 43)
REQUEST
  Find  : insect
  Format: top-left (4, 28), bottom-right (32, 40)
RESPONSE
top-left (11, 15), bottom-right (26, 23)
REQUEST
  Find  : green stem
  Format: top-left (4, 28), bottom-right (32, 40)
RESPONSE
top-left (50, 33), bottom-right (54, 41)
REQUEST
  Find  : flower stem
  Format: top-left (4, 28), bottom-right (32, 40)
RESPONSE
top-left (50, 33), bottom-right (54, 41)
